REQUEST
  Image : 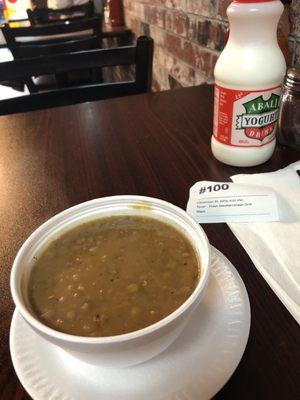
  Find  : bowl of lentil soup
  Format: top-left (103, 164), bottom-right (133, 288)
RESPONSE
top-left (11, 196), bottom-right (211, 367)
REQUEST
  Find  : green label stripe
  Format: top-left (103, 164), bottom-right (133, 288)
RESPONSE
top-left (242, 93), bottom-right (280, 115)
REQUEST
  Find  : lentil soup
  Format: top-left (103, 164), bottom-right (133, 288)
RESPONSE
top-left (28, 216), bottom-right (200, 337)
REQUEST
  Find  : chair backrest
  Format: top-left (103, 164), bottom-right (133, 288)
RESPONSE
top-left (27, 1), bottom-right (94, 25)
top-left (2, 16), bottom-right (102, 58)
top-left (0, 36), bottom-right (153, 115)
top-left (8, 36), bottom-right (102, 58)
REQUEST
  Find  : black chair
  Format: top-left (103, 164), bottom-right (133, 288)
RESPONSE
top-left (2, 16), bottom-right (103, 92)
top-left (0, 36), bottom-right (153, 115)
top-left (27, 1), bottom-right (95, 25)
top-left (1, 16), bottom-right (102, 59)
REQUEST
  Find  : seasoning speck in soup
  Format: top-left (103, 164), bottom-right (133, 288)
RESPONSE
top-left (28, 216), bottom-right (200, 337)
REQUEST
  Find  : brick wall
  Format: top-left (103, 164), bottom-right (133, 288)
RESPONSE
top-left (123, 0), bottom-right (292, 92)
top-left (124, 0), bottom-right (229, 91)
top-left (289, 0), bottom-right (300, 65)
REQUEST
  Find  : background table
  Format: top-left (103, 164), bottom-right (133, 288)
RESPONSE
top-left (0, 21), bottom-right (132, 47)
top-left (0, 85), bottom-right (299, 399)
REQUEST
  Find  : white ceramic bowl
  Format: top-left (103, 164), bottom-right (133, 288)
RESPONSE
top-left (11, 196), bottom-right (211, 367)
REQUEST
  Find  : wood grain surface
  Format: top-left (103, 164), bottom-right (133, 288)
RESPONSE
top-left (0, 85), bottom-right (299, 400)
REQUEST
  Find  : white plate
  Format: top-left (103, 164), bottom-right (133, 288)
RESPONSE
top-left (10, 246), bottom-right (250, 400)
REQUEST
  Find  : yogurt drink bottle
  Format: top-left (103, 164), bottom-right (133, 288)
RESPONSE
top-left (212, 0), bottom-right (286, 167)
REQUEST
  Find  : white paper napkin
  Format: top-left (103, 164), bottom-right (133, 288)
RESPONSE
top-left (228, 161), bottom-right (300, 324)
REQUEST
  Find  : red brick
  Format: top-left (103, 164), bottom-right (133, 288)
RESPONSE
top-left (165, 0), bottom-right (186, 11)
top-left (126, 16), bottom-right (140, 36)
top-left (166, 35), bottom-right (214, 72)
top-left (151, 0), bottom-right (186, 11)
top-left (153, 45), bottom-right (167, 67)
top-left (166, 55), bottom-right (195, 86)
top-left (195, 49), bottom-right (219, 78)
top-left (182, 40), bottom-right (197, 65)
top-left (135, 2), bottom-right (145, 20)
top-left (122, 0), bottom-right (222, 90)
top-left (186, 14), bottom-right (197, 42)
top-left (165, 33), bottom-right (182, 59)
top-left (194, 71), bottom-right (207, 85)
top-left (166, 9), bottom-right (188, 37)
top-left (186, 0), bottom-right (217, 18)
top-left (152, 78), bottom-right (161, 92)
top-left (208, 21), bottom-right (228, 51)
top-left (124, 2), bottom-right (144, 20)
top-left (166, 34), bottom-right (198, 67)
top-left (196, 18), bottom-right (211, 47)
top-left (123, 0), bottom-right (134, 13)
top-left (217, 0), bottom-right (231, 20)
top-left (149, 25), bottom-right (166, 47)
top-left (144, 5), bottom-right (166, 28)
top-left (192, 18), bottom-right (227, 51)
top-left (153, 63), bottom-right (169, 90)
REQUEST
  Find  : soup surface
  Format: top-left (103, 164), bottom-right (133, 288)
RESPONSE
top-left (28, 216), bottom-right (199, 337)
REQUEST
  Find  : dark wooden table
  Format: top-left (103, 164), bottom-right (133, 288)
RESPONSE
top-left (0, 85), bottom-right (299, 400)
top-left (7, 19), bottom-right (131, 38)
top-left (8, 18), bottom-right (128, 31)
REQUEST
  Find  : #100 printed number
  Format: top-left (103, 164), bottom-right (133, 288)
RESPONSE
top-left (198, 183), bottom-right (229, 195)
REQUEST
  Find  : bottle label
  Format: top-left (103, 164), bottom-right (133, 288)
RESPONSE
top-left (213, 84), bottom-right (282, 147)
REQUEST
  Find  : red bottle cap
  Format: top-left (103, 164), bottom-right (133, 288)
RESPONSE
top-left (234, 0), bottom-right (274, 3)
